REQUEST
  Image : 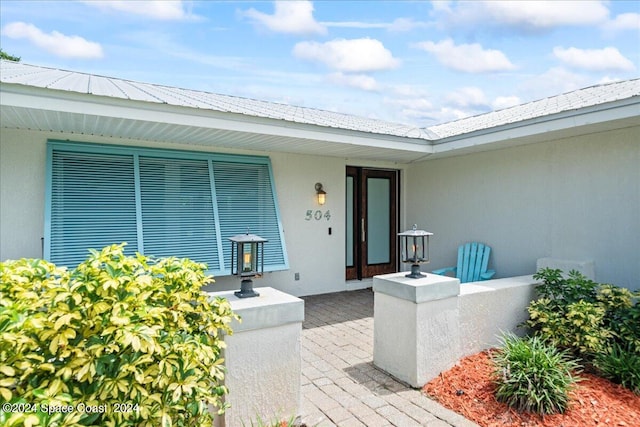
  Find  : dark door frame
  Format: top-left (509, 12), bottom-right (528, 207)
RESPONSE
top-left (346, 166), bottom-right (399, 280)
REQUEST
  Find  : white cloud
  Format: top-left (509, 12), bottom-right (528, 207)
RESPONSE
top-left (293, 38), bottom-right (400, 72)
top-left (386, 97), bottom-right (434, 111)
top-left (492, 96), bottom-right (521, 110)
top-left (431, 1), bottom-right (454, 14)
top-left (384, 86), bottom-right (490, 126)
top-left (553, 46), bottom-right (636, 72)
top-left (327, 73), bottom-right (378, 91)
top-left (413, 39), bottom-right (516, 73)
top-left (2, 22), bottom-right (103, 59)
top-left (401, 105), bottom-right (469, 124)
top-left (436, 107), bottom-right (472, 121)
top-left (520, 67), bottom-right (592, 100)
top-left (603, 13), bottom-right (640, 32)
top-left (322, 21), bottom-right (387, 29)
top-left (480, 1), bottom-right (609, 29)
top-left (243, 1), bottom-right (326, 35)
top-left (322, 17), bottom-right (428, 32)
top-left (82, 1), bottom-right (197, 21)
top-left (445, 87), bottom-right (488, 108)
top-left (389, 18), bottom-right (431, 32)
top-left (389, 84), bottom-right (430, 98)
top-left (597, 76), bottom-right (623, 85)
top-left (383, 96), bottom-right (446, 124)
top-left (432, 1), bottom-right (609, 31)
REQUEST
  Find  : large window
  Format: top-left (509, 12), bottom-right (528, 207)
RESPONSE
top-left (45, 141), bottom-right (288, 275)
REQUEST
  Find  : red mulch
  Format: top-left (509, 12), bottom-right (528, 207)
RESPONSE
top-left (423, 350), bottom-right (640, 427)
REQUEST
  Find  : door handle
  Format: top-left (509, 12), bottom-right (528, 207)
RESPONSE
top-left (361, 218), bottom-right (366, 242)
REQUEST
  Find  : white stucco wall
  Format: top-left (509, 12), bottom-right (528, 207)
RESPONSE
top-left (373, 274), bottom-right (538, 387)
top-left (406, 126), bottom-right (640, 290)
top-left (0, 132), bottom-right (46, 259)
top-left (0, 127), bottom-right (403, 296)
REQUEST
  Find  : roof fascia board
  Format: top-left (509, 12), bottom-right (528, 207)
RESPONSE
top-left (432, 99), bottom-right (640, 155)
top-left (1, 83), bottom-right (433, 156)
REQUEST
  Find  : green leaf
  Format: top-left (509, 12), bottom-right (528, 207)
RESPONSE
top-left (0, 366), bottom-right (15, 376)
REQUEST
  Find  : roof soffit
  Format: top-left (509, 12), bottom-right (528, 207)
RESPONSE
top-left (1, 84), bottom-right (432, 163)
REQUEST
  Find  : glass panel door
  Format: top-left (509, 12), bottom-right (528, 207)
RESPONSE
top-left (366, 178), bottom-right (390, 264)
top-left (346, 167), bottom-right (398, 279)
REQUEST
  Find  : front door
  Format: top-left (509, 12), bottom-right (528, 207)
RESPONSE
top-left (346, 167), bottom-right (398, 280)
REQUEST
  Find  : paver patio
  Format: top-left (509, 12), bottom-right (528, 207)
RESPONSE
top-left (300, 289), bottom-right (479, 427)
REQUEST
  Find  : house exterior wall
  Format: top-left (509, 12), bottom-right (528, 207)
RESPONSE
top-left (406, 125), bottom-right (640, 290)
top-left (3, 125), bottom-right (637, 294)
top-left (0, 127), bottom-right (404, 296)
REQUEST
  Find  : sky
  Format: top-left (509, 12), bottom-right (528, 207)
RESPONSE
top-left (1, 1), bottom-right (639, 127)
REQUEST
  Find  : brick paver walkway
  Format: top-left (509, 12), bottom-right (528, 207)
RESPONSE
top-left (300, 289), bottom-right (479, 427)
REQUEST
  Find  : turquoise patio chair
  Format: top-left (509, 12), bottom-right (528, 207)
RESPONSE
top-left (432, 242), bottom-right (496, 283)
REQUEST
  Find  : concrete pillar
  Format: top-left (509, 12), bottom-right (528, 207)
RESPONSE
top-left (209, 287), bottom-right (304, 427)
top-left (373, 273), bottom-right (460, 388)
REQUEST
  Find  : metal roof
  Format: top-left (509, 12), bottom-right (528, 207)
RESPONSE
top-left (0, 60), bottom-right (431, 140)
top-left (429, 79), bottom-right (640, 139)
top-left (1, 59), bottom-right (639, 162)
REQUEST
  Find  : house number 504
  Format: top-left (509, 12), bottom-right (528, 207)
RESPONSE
top-left (305, 210), bottom-right (331, 221)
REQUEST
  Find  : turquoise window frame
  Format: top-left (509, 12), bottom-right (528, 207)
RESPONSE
top-left (44, 140), bottom-right (289, 275)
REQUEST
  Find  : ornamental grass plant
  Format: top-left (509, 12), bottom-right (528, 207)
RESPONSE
top-left (492, 333), bottom-right (581, 415)
top-left (594, 343), bottom-right (640, 395)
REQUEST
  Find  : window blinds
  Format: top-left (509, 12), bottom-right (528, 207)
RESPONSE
top-left (46, 142), bottom-right (288, 275)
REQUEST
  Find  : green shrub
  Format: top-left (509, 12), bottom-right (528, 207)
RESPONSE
top-left (0, 243), bottom-right (237, 427)
top-left (599, 286), bottom-right (640, 354)
top-left (593, 343), bottom-right (640, 395)
top-left (532, 268), bottom-right (598, 304)
top-left (492, 333), bottom-right (581, 415)
top-left (527, 268), bottom-right (639, 358)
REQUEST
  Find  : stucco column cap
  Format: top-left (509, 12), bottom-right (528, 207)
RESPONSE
top-left (208, 287), bottom-right (304, 333)
top-left (373, 272), bottom-right (460, 303)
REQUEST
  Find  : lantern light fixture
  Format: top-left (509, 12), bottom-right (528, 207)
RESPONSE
top-left (229, 230), bottom-right (267, 298)
top-left (398, 224), bottom-right (433, 279)
top-left (315, 182), bottom-right (326, 206)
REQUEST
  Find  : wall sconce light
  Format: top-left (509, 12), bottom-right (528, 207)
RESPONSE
top-left (229, 231), bottom-right (267, 298)
top-left (398, 224), bottom-right (433, 279)
top-left (315, 182), bottom-right (327, 206)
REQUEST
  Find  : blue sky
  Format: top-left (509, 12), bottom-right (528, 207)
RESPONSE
top-left (1, 1), bottom-right (639, 126)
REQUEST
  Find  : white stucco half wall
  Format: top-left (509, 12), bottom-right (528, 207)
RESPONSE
top-left (373, 273), bottom-right (538, 388)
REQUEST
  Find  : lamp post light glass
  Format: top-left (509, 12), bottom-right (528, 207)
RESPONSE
top-left (398, 224), bottom-right (433, 279)
top-left (229, 232), bottom-right (267, 298)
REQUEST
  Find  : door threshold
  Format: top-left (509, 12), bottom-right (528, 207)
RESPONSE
top-left (346, 278), bottom-right (373, 291)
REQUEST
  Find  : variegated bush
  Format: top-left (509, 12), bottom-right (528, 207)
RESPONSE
top-left (0, 243), bottom-right (236, 427)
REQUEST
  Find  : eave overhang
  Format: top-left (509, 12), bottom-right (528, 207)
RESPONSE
top-left (0, 83), bottom-right (433, 164)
